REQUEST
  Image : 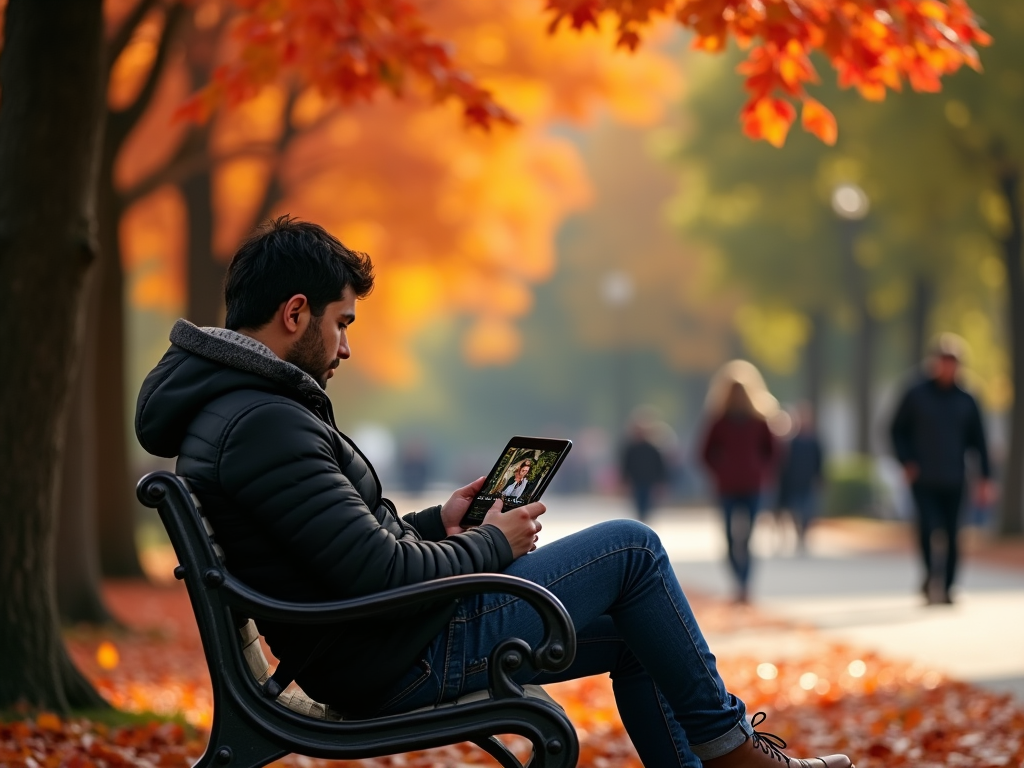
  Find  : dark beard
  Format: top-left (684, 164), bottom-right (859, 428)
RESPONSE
top-left (285, 316), bottom-right (331, 388)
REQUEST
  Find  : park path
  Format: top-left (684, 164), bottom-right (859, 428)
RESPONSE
top-left (549, 495), bottom-right (1024, 703)
top-left (388, 491), bottom-right (1024, 703)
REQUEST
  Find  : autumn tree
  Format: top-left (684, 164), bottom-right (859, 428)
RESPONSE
top-left (0, 0), bottom-right (992, 711)
top-left (671, 0), bottom-right (1021, 532)
top-left (0, 0), bottom-right (513, 710)
top-left (0, 0), bottom-right (111, 709)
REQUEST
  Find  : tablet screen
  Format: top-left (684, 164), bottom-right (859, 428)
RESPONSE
top-left (459, 436), bottom-right (572, 528)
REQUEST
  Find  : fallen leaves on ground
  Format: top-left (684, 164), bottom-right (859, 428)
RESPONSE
top-left (1, 581), bottom-right (1021, 767)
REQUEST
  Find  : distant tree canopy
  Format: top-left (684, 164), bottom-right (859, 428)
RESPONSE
top-left (545, 0), bottom-right (989, 146)
top-left (670, 0), bottom-right (1024, 533)
top-left (673, 0), bottom-right (1017, 398)
top-left (0, 0), bottom-right (995, 714)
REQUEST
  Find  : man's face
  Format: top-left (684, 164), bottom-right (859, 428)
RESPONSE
top-left (286, 287), bottom-right (357, 388)
top-left (516, 463), bottom-right (532, 481)
top-left (934, 354), bottom-right (958, 387)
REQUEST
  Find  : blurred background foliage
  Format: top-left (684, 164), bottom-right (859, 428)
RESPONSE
top-left (114, 0), bottom-right (1021, 510)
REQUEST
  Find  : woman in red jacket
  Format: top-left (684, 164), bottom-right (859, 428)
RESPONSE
top-left (701, 362), bottom-right (779, 603)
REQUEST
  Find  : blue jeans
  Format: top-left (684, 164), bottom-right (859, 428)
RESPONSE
top-left (720, 495), bottom-right (759, 589)
top-left (376, 520), bottom-right (751, 767)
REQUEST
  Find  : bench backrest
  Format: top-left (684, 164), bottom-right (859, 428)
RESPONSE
top-left (138, 472), bottom-right (343, 720)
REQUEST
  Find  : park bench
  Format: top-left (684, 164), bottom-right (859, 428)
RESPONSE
top-left (137, 471), bottom-right (580, 768)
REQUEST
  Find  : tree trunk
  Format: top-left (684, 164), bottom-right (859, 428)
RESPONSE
top-left (56, 272), bottom-right (114, 624)
top-left (840, 219), bottom-right (875, 456)
top-left (87, 2), bottom-right (186, 580)
top-left (93, 145), bottom-right (145, 578)
top-left (183, 155), bottom-right (224, 327)
top-left (804, 311), bottom-right (825, 418)
top-left (997, 165), bottom-right (1024, 537)
top-left (910, 274), bottom-right (934, 369)
top-left (854, 301), bottom-right (876, 456)
top-left (0, 0), bottom-right (110, 710)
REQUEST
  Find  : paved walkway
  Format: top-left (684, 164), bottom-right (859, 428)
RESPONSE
top-left (391, 491), bottom-right (1024, 702)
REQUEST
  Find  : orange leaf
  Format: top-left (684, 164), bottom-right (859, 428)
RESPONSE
top-left (801, 97), bottom-right (837, 145)
top-left (97, 641), bottom-right (121, 670)
top-left (36, 712), bottom-right (63, 732)
top-left (742, 97), bottom-right (795, 147)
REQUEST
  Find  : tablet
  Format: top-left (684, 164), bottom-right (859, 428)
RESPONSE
top-left (459, 436), bottom-right (573, 528)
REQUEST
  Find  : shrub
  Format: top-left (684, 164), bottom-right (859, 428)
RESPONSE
top-left (823, 455), bottom-right (878, 517)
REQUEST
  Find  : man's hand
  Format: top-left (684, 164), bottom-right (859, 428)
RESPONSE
top-left (483, 500), bottom-right (545, 559)
top-left (902, 462), bottom-right (919, 484)
top-left (975, 478), bottom-right (997, 508)
top-left (440, 476), bottom-right (488, 536)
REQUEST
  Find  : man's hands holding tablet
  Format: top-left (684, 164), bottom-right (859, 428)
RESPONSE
top-left (441, 475), bottom-right (545, 557)
top-left (482, 499), bottom-right (545, 557)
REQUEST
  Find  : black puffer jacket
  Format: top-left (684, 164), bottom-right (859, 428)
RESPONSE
top-left (135, 320), bottom-right (514, 713)
top-left (890, 376), bottom-right (990, 488)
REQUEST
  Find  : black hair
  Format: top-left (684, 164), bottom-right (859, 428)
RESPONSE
top-left (224, 215), bottom-right (375, 331)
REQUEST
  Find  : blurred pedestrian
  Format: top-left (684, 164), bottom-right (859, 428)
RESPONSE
top-left (620, 417), bottom-right (668, 523)
top-left (775, 402), bottom-right (824, 553)
top-left (700, 361), bottom-right (779, 603)
top-left (890, 333), bottom-right (994, 605)
top-left (398, 437), bottom-right (431, 494)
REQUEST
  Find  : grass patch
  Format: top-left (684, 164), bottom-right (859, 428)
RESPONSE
top-left (0, 706), bottom-right (196, 735)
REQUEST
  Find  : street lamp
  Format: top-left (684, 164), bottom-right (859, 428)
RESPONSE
top-left (831, 182), bottom-right (873, 456)
top-left (831, 182), bottom-right (870, 221)
top-left (601, 270), bottom-right (634, 308)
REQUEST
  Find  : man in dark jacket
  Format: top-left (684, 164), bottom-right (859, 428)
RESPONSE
top-left (775, 402), bottom-right (824, 552)
top-left (890, 334), bottom-right (994, 604)
top-left (135, 216), bottom-right (852, 768)
top-left (620, 420), bottom-right (667, 523)
top-left (135, 219), bottom-right (525, 712)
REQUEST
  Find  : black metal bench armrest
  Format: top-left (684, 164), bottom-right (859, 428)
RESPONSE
top-left (136, 470), bottom-right (581, 766)
top-left (212, 569), bottom-right (575, 677)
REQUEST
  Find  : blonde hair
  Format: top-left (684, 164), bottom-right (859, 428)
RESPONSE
top-left (705, 359), bottom-right (781, 423)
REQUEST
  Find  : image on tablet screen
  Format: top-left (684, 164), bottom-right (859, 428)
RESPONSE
top-left (481, 446), bottom-right (562, 508)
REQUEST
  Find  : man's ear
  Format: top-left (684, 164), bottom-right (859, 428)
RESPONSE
top-left (281, 294), bottom-right (310, 334)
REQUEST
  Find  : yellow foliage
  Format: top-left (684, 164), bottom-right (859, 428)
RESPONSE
top-left (212, 158), bottom-right (273, 255)
top-left (121, 186), bottom-right (186, 312)
top-left (462, 317), bottom-right (523, 366)
top-left (734, 304), bottom-right (810, 374)
top-left (118, 0), bottom-right (679, 383)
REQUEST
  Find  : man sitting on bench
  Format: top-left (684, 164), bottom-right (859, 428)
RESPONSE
top-left (135, 216), bottom-right (854, 768)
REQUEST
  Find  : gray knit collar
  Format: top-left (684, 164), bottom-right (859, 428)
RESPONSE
top-left (169, 319), bottom-right (326, 399)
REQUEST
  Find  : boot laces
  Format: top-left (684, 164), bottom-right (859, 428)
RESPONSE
top-left (751, 712), bottom-right (790, 764)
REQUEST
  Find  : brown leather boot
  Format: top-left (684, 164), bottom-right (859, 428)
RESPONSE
top-left (703, 713), bottom-right (853, 768)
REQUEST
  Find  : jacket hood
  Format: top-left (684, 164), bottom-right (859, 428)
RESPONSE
top-left (135, 319), bottom-right (327, 458)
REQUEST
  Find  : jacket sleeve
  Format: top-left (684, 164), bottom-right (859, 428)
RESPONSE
top-left (890, 387), bottom-right (916, 466)
top-left (402, 505), bottom-right (447, 541)
top-left (965, 396), bottom-right (992, 478)
top-left (218, 401), bottom-right (514, 597)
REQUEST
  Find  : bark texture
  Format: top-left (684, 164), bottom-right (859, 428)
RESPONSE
top-left (183, 140), bottom-right (223, 327)
top-left (56, 303), bottom-right (114, 625)
top-left (0, 0), bottom-right (109, 709)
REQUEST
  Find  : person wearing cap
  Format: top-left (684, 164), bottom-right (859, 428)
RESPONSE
top-left (890, 334), bottom-right (994, 604)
